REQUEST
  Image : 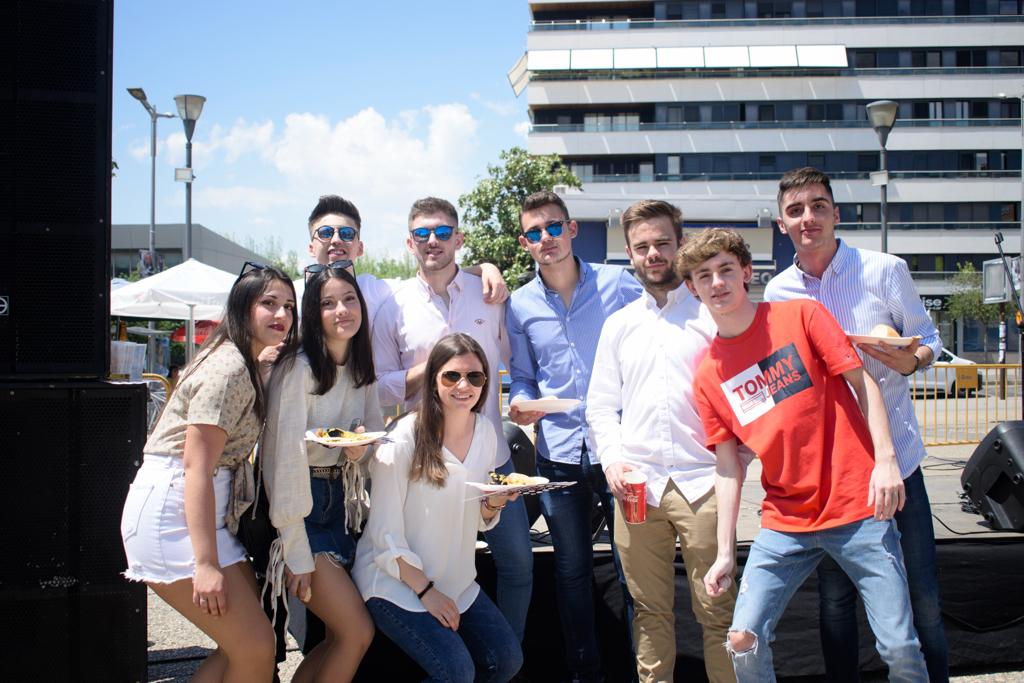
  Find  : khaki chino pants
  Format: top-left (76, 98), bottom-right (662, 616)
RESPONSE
top-left (614, 481), bottom-right (737, 683)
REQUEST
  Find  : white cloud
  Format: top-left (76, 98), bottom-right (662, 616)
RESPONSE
top-left (514, 120), bottom-right (531, 139)
top-left (194, 185), bottom-right (299, 213)
top-left (471, 92), bottom-right (516, 117)
top-left (160, 118), bottom-right (275, 168)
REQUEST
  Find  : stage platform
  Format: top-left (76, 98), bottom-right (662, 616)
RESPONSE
top-left (353, 446), bottom-right (1024, 681)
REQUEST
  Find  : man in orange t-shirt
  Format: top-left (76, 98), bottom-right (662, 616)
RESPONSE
top-left (676, 228), bottom-right (927, 683)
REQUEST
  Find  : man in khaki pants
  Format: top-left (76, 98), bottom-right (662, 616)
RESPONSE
top-left (587, 200), bottom-right (736, 683)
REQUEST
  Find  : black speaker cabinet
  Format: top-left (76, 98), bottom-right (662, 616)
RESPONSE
top-left (0, 381), bottom-right (148, 681)
top-left (0, 0), bottom-right (114, 378)
top-left (962, 421), bottom-right (1024, 532)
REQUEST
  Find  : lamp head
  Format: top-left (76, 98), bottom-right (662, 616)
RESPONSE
top-left (174, 94), bottom-right (206, 141)
top-left (127, 87), bottom-right (148, 102)
top-left (866, 100), bottom-right (898, 148)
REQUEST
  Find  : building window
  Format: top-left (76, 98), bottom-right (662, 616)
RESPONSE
top-left (667, 155), bottom-right (681, 175)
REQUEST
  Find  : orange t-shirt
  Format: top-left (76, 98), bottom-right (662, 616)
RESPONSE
top-left (694, 300), bottom-right (875, 532)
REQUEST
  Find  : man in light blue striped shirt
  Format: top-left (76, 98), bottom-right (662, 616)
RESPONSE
top-left (763, 167), bottom-right (948, 683)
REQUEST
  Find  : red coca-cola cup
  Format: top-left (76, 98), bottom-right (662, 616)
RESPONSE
top-left (622, 470), bottom-right (648, 524)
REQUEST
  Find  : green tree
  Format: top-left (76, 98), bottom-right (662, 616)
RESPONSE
top-left (459, 147), bottom-right (581, 288)
top-left (947, 262), bottom-right (1001, 324)
top-left (230, 234), bottom-right (302, 280)
top-left (357, 252), bottom-right (418, 280)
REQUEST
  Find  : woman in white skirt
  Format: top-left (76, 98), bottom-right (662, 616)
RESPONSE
top-left (120, 263), bottom-right (297, 682)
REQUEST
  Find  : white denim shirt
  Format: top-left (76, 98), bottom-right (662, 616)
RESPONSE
top-left (371, 268), bottom-right (511, 466)
top-left (587, 284), bottom-right (718, 507)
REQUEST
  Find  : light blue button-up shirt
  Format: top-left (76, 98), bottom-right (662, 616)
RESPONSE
top-left (507, 258), bottom-right (643, 465)
top-left (763, 239), bottom-right (942, 477)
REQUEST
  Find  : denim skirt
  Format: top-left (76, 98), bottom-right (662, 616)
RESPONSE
top-left (305, 475), bottom-right (356, 566)
top-left (121, 454), bottom-right (248, 583)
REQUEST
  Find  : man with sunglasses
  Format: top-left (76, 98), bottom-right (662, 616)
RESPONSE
top-left (371, 196), bottom-right (533, 646)
top-left (506, 190), bottom-right (643, 682)
top-left (304, 194), bottom-right (508, 324)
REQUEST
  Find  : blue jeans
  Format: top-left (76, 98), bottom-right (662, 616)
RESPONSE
top-left (537, 451), bottom-right (633, 682)
top-left (817, 469), bottom-right (948, 683)
top-left (482, 458), bottom-right (533, 643)
top-left (730, 518), bottom-right (927, 683)
top-left (366, 592), bottom-right (523, 683)
top-left (304, 475), bottom-right (357, 565)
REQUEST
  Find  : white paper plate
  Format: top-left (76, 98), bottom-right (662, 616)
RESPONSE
top-left (511, 397), bottom-right (581, 414)
top-left (846, 333), bottom-right (919, 348)
top-left (304, 429), bottom-right (390, 447)
top-left (467, 478), bottom-right (577, 496)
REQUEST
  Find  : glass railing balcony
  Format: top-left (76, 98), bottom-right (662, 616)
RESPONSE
top-left (842, 221), bottom-right (1021, 231)
top-left (531, 118), bottom-right (1020, 134)
top-left (577, 170), bottom-right (1020, 183)
top-left (529, 14), bottom-right (1023, 31)
top-left (530, 66), bottom-right (1024, 82)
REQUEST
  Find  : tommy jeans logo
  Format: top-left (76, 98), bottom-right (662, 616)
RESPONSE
top-left (475, 318), bottom-right (484, 325)
top-left (719, 343), bottom-right (811, 425)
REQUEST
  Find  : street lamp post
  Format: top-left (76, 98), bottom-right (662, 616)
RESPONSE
top-left (866, 100), bottom-right (899, 254)
top-left (127, 88), bottom-right (174, 274)
top-left (173, 94), bottom-right (206, 262)
top-left (173, 94), bottom-right (205, 364)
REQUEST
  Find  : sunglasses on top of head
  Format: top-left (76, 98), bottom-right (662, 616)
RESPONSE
top-left (523, 221), bottom-right (566, 244)
top-left (439, 370), bottom-right (486, 388)
top-left (236, 260), bottom-right (270, 282)
top-left (304, 260), bottom-right (354, 281)
top-left (410, 225), bottom-right (455, 243)
top-left (313, 225), bottom-right (359, 242)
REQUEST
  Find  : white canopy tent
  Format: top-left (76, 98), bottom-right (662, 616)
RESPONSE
top-left (110, 258), bottom-right (236, 362)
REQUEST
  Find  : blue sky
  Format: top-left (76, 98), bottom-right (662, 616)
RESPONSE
top-left (113, 2), bottom-right (530, 262)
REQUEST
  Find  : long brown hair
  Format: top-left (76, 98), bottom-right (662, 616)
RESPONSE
top-left (410, 333), bottom-right (490, 487)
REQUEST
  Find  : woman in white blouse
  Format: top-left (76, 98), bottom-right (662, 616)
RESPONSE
top-left (353, 333), bottom-right (524, 683)
top-left (120, 264), bottom-right (297, 681)
top-left (262, 263), bottom-right (380, 682)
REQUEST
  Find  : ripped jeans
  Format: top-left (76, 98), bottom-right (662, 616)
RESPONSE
top-left (728, 518), bottom-right (927, 683)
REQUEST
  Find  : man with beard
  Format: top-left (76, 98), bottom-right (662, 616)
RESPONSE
top-left (371, 196), bottom-right (534, 645)
top-left (587, 201), bottom-right (736, 683)
top-left (506, 191), bottom-right (642, 681)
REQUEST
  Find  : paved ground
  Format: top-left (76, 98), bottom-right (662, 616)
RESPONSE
top-left (146, 443), bottom-right (1023, 682)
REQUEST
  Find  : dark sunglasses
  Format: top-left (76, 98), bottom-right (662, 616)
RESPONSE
top-left (304, 260), bottom-right (354, 282)
top-left (410, 225), bottom-right (455, 243)
top-left (439, 370), bottom-right (486, 388)
top-left (523, 221), bottom-right (566, 244)
top-left (313, 225), bottom-right (358, 242)
top-left (236, 260), bottom-right (270, 281)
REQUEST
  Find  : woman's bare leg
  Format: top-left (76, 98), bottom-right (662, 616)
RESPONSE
top-left (149, 562), bottom-right (276, 683)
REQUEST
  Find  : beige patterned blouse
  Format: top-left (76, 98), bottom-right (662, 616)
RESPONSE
top-left (145, 341), bottom-right (261, 468)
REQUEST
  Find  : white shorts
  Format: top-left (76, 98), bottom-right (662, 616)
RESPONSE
top-left (121, 454), bottom-right (248, 584)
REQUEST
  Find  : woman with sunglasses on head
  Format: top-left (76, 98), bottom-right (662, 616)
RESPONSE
top-left (260, 263), bottom-right (381, 682)
top-left (121, 264), bottom-right (297, 682)
top-left (352, 333), bottom-right (524, 683)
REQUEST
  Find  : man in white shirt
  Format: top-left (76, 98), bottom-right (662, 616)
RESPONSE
top-left (587, 200), bottom-right (736, 683)
top-left (371, 197), bottom-right (533, 643)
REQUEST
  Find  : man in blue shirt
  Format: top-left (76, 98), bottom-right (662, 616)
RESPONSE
top-left (763, 167), bottom-right (948, 683)
top-left (507, 190), bottom-right (642, 682)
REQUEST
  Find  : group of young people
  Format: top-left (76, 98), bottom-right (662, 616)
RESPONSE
top-left (120, 165), bottom-right (947, 683)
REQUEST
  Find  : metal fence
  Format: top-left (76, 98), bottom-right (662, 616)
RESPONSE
top-left (912, 363), bottom-right (1022, 446)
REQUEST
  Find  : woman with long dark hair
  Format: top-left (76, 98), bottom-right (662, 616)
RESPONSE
top-left (352, 333), bottom-right (523, 683)
top-left (120, 264), bottom-right (297, 681)
top-left (261, 263), bottom-right (380, 682)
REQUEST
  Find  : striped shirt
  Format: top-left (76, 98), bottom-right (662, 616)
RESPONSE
top-left (763, 238), bottom-right (942, 477)
top-left (507, 258), bottom-right (643, 465)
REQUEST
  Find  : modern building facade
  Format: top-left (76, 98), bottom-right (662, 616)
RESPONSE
top-left (519, 0), bottom-right (1024, 354)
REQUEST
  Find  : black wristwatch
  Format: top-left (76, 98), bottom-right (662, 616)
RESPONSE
top-left (900, 354), bottom-right (921, 377)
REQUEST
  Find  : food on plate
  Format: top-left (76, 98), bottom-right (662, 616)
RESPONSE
top-left (489, 471), bottom-right (538, 486)
top-left (869, 323), bottom-right (901, 338)
top-left (315, 427), bottom-right (371, 442)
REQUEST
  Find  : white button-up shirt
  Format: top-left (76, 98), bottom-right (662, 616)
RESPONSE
top-left (587, 284), bottom-right (718, 506)
top-left (372, 268), bottom-right (511, 466)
